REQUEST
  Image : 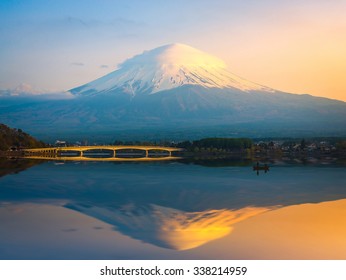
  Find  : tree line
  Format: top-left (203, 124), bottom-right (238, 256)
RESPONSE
top-left (176, 137), bottom-right (253, 151)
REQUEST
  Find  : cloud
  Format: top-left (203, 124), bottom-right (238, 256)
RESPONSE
top-left (100, 65), bottom-right (109, 69)
top-left (0, 83), bottom-right (75, 100)
top-left (66, 16), bottom-right (88, 28)
top-left (70, 62), bottom-right (85, 66)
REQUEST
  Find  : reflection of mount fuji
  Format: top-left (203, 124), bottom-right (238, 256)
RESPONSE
top-left (2, 162), bottom-right (346, 250)
top-left (66, 203), bottom-right (271, 250)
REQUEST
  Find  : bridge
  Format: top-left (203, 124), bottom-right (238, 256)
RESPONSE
top-left (23, 145), bottom-right (183, 160)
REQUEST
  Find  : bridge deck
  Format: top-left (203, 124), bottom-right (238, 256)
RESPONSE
top-left (24, 145), bottom-right (183, 153)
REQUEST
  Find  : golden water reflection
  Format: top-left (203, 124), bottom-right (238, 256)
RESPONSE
top-left (156, 206), bottom-right (272, 250)
top-left (216, 198), bottom-right (346, 259)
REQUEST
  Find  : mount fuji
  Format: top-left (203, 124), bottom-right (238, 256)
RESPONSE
top-left (71, 43), bottom-right (272, 96)
top-left (1, 43), bottom-right (346, 141)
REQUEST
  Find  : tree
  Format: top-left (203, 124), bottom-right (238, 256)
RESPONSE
top-left (301, 139), bottom-right (306, 150)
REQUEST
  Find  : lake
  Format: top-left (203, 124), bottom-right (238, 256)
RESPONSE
top-left (0, 157), bottom-right (346, 259)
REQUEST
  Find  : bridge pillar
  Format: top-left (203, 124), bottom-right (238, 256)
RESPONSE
top-left (145, 150), bottom-right (149, 157)
top-left (80, 151), bottom-right (83, 157)
top-left (113, 149), bottom-right (116, 157)
top-left (169, 151), bottom-right (172, 157)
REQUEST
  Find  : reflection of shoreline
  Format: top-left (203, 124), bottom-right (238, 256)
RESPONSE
top-left (0, 158), bottom-right (43, 178)
top-left (17, 154), bottom-right (346, 167)
top-left (22, 155), bottom-right (182, 162)
top-left (1, 159), bottom-right (346, 212)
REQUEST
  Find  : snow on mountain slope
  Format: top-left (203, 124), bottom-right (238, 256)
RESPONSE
top-left (71, 43), bottom-right (273, 96)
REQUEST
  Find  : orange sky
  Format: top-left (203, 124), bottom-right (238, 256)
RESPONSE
top-left (207, 2), bottom-right (346, 102)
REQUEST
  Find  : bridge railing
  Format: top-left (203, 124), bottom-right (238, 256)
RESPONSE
top-left (23, 145), bottom-right (183, 159)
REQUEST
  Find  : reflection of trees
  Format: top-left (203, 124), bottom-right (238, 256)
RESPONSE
top-left (178, 157), bottom-right (253, 167)
top-left (180, 156), bottom-right (346, 168)
top-left (0, 158), bottom-right (43, 178)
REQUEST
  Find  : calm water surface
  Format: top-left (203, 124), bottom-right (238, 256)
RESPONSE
top-left (0, 158), bottom-right (345, 259)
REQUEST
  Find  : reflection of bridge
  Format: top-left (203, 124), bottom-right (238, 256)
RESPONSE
top-left (23, 145), bottom-right (183, 161)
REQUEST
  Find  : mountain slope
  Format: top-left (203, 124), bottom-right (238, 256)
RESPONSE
top-left (1, 43), bottom-right (346, 141)
top-left (1, 86), bottom-right (345, 141)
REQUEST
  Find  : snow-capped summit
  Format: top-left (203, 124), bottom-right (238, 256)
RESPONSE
top-left (70, 43), bottom-right (272, 96)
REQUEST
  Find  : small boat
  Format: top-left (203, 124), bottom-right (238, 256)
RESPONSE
top-left (253, 163), bottom-right (270, 171)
